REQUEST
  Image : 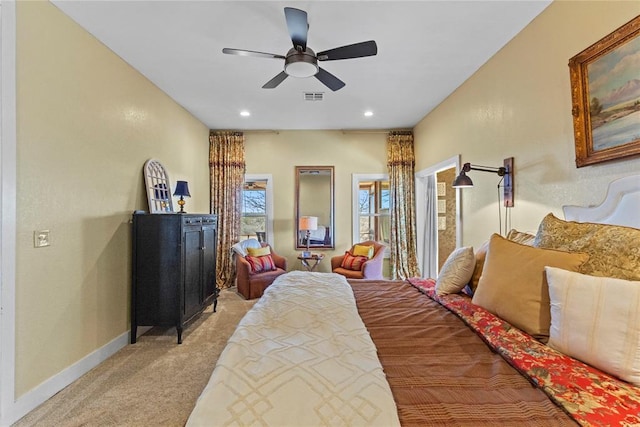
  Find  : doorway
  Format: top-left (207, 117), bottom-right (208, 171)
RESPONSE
top-left (415, 156), bottom-right (461, 278)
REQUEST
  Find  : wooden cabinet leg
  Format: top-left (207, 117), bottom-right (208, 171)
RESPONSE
top-left (177, 326), bottom-right (183, 344)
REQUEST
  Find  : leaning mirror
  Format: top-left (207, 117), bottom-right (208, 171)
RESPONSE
top-left (295, 166), bottom-right (335, 250)
top-left (143, 159), bottom-right (174, 213)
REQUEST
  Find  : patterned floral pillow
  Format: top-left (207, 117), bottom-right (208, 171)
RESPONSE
top-left (534, 213), bottom-right (640, 281)
top-left (246, 254), bottom-right (276, 273)
top-left (340, 252), bottom-right (368, 271)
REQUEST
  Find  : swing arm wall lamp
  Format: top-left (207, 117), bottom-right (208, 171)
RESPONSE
top-left (452, 157), bottom-right (514, 207)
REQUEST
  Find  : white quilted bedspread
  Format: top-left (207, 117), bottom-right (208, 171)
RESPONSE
top-left (187, 271), bottom-right (400, 427)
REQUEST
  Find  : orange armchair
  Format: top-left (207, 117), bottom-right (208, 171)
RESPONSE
top-left (233, 240), bottom-right (287, 299)
top-left (331, 240), bottom-right (386, 279)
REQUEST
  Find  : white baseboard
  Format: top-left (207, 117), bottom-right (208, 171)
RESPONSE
top-left (5, 330), bottom-right (131, 426)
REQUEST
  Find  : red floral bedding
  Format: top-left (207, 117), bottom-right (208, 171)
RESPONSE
top-left (408, 277), bottom-right (640, 427)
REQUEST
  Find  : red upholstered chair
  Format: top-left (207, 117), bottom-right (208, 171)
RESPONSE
top-left (233, 240), bottom-right (287, 299)
top-left (331, 240), bottom-right (386, 279)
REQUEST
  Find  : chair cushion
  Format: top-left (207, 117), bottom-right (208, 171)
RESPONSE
top-left (246, 254), bottom-right (276, 273)
top-left (231, 238), bottom-right (261, 257)
top-left (352, 244), bottom-right (374, 259)
top-left (247, 246), bottom-right (270, 257)
top-left (340, 252), bottom-right (368, 270)
top-left (332, 267), bottom-right (364, 279)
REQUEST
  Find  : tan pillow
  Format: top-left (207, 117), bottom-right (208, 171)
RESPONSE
top-left (469, 231), bottom-right (536, 293)
top-left (534, 213), bottom-right (640, 281)
top-left (546, 267), bottom-right (640, 386)
top-left (469, 240), bottom-right (489, 293)
top-left (352, 244), bottom-right (374, 259)
top-left (247, 246), bottom-right (270, 257)
top-left (436, 247), bottom-right (475, 295)
top-left (472, 234), bottom-right (589, 341)
top-left (506, 229), bottom-right (535, 246)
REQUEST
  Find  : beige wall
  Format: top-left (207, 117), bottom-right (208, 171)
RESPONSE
top-left (16, 2), bottom-right (209, 396)
top-left (244, 130), bottom-right (388, 273)
top-left (414, 1), bottom-right (640, 248)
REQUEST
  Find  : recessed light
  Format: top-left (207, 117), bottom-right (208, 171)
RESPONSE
top-left (364, 111), bottom-right (373, 117)
top-left (240, 110), bottom-right (250, 117)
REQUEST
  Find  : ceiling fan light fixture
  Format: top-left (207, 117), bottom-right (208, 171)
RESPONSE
top-left (285, 61), bottom-right (318, 78)
top-left (284, 48), bottom-right (318, 78)
top-left (223, 8), bottom-right (377, 90)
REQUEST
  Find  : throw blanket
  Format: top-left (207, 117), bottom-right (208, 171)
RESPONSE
top-left (187, 271), bottom-right (400, 427)
top-left (409, 277), bottom-right (640, 426)
top-left (351, 279), bottom-right (576, 427)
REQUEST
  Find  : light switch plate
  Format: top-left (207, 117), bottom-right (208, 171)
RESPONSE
top-left (34, 230), bottom-right (50, 247)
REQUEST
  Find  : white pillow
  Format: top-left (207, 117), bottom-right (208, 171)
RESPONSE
top-left (545, 267), bottom-right (640, 386)
top-left (435, 247), bottom-right (475, 295)
top-left (231, 238), bottom-right (261, 257)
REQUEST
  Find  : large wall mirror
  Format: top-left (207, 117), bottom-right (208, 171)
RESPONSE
top-left (295, 166), bottom-right (335, 249)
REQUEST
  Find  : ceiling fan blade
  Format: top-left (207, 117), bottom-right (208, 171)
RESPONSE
top-left (222, 48), bottom-right (285, 60)
top-left (284, 7), bottom-right (308, 51)
top-left (317, 40), bottom-right (377, 61)
top-left (315, 68), bottom-right (345, 92)
top-left (262, 71), bottom-right (289, 89)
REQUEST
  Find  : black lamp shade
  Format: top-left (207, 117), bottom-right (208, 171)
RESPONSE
top-left (452, 172), bottom-right (474, 188)
top-left (173, 181), bottom-right (191, 197)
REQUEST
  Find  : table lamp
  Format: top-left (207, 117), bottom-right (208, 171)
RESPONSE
top-left (173, 181), bottom-right (191, 213)
top-left (299, 216), bottom-right (318, 253)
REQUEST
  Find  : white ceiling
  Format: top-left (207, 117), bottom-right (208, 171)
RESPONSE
top-left (51, 1), bottom-right (551, 131)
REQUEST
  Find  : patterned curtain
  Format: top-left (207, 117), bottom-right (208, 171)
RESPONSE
top-left (387, 132), bottom-right (420, 279)
top-left (210, 131), bottom-right (245, 289)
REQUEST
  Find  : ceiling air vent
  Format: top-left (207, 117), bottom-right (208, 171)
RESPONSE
top-left (304, 92), bottom-right (324, 101)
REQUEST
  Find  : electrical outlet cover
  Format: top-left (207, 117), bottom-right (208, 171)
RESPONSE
top-left (34, 230), bottom-right (50, 247)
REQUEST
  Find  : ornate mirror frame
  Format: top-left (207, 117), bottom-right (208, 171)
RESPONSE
top-left (295, 166), bottom-right (335, 250)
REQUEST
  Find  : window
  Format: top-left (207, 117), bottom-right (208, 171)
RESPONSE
top-left (352, 174), bottom-right (390, 245)
top-left (241, 175), bottom-right (273, 243)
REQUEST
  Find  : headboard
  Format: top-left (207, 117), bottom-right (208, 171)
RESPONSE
top-left (563, 175), bottom-right (640, 229)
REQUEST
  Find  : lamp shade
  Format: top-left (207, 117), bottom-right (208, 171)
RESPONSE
top-left (452, 172), bottom-right (474, 188)
top-left (299, 216), bottom-right (318, 231)
top-left (173, 181), bottom-right (191, 197)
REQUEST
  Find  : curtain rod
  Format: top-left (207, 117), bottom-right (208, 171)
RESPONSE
top-left (209, 130), bottom-right (243, 136)
top-left (210, 130), bottom-right (280, 135)
top-left (341, 128), bottom-right (413, 135)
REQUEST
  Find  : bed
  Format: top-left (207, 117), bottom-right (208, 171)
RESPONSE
top-left (187, 175), bottom-right (640, 426)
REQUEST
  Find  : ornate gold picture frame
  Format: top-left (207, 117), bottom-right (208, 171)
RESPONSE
top-left (569, 15), bottom-right (640, 167)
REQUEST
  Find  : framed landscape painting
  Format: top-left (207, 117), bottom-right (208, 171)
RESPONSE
top-left (569, 16), bottom-right (640, 167)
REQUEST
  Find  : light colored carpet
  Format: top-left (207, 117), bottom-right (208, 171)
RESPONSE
top-left (14, 289), bottom-right (255, 427)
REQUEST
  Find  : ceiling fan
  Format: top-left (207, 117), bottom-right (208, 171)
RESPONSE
top-left (222, 7), bottom-right (377, 91)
